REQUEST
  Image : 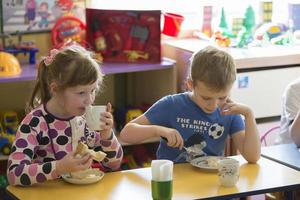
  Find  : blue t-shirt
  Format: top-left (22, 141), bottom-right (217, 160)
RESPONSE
top-left (145, 92), bottom-right (245, 163)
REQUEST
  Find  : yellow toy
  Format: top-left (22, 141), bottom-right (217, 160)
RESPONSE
top-left (0, 52), bottom-right (21, 77)
top-left (126, 109), bottom-right (143, 124)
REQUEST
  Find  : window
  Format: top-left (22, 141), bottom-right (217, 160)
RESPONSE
top-left (88, 0), bottom-right (291, 31)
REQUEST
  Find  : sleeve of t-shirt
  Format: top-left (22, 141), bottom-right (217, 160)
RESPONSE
top-left (144, 95), bottom-right (173, 126)
top-left (285, 86), bottom-right (300, 120)
top-left (230, 114), bottom-right (245, 136)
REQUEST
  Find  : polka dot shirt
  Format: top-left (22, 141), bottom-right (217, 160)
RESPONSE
top-left (7, 104), bottom-right (123, 186)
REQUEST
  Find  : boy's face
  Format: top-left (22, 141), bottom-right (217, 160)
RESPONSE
top-left (188, 80), bottom-right (232, 114)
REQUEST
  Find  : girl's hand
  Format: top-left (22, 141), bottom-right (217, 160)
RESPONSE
top-left (159, 127), bottom-right (184, 150)
top-left (221, 98), bottom-right (252, 117)
top-left (56, 152), bottom-right (93, 175)
top-left (100, 102), bottom-right (114, 139)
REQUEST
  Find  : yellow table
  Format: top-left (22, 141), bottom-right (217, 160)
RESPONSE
top-left (7, 156), bottom-right (300, 200)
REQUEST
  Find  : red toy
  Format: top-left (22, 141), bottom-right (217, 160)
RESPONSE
top-left (51, 16), bottom-right (86, 48)
top-left (86, 9), bottom-right (161, 63)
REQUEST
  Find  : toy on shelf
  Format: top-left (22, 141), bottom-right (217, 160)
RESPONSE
top-left (212, 31), bottom-right (231, 47)
top-left (0, 124), bottom-right (11, 156)
top-left (124, 50), bottom-right (149, 62)
top-left (51, 16), bottom-right (86, 49)
top-left (235, 6), bottom-right (256, 48)
top-left (3, 111), bottom-right (19, 136)
top-left (86, 9), bottom-right (161, 63)
top-left (162, 12), bottom-right (185, 37)
top-left (202, 6), bottom-right (213, 37)
top-left (259, 1), bottom-right (273, 23)
top-left (0, 52), bottom-right (21, 77)
top-left (0, 32), bottom-right (39, 64)
top-left (125, 109), bottom-right (143, 124)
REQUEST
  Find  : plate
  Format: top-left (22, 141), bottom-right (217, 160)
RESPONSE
top-left (190, 156), bottom-right (224, 172)
top-left (62, 169), bottom-right (104, 185)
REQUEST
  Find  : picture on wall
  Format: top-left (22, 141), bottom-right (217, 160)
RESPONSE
top-left (1, 0), bottom-right (85, 34)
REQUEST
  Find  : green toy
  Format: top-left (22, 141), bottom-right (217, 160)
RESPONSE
top-left (219, 7), bottom-right (228, 29)
top-left (236, 5), bottom-right (256, 48)
top-left (0, 176), bottom-right (8, 188)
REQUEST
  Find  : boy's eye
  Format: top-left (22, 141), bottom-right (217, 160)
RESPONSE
top-left (78, 92), bottom-right (85, 95)
top-left (219, 97), bottom-right (227, 100)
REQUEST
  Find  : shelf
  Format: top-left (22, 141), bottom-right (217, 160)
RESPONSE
top-left (0, 57), bottom-right (176, 83)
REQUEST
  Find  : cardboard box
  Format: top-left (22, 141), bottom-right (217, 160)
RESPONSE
top-left (86, 8), bottom-right (161, 63)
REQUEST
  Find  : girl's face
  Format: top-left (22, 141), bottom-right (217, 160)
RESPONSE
top-left (57, 81), bottom-right (98, 117)
top-left (188, 80), bottom-right (231, 114)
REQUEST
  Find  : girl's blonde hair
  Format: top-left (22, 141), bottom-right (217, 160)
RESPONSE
top-left (189, 46), bottom-right (236, 91)
top-left (27, 45), bottom-right (103, 112)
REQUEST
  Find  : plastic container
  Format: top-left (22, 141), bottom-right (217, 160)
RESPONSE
top-left (162, 13), bottom-right (184, 37)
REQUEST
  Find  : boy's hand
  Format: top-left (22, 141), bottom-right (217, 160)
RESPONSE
top-left (221, 99), bottom-right (252, 117)
top-left (56, 152), bottom-right (93, 175)
top-left (100, 102), bottom-right (114, 139)
top-left (159, 127), bottom-right (184, 150)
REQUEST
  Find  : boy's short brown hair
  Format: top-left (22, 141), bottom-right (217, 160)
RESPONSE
top-left (189, 46), bottom-right (236, 91)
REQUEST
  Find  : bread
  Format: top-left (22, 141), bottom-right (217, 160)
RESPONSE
top-left (70, 168), bottom-right (101, 179)
top-left (75, 142), bottom-right (107, 162)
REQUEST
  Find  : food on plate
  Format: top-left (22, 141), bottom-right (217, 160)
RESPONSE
top-left (185, 144), bottom-right (202, 155)
top-left (70, 168), bottom-right (102, 179)
top-left (75, 142), bottom-right (106, 162)
top-left (206, 157), bottom-right (219, 168)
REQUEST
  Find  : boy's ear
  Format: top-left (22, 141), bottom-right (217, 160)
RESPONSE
top-left (186, 79), bottom-right (194, 91)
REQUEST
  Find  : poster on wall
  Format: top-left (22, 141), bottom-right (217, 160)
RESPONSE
top-left (1, 0), bottom-right (85, 34)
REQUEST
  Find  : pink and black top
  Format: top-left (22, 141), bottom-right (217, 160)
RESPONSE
top-left (7, 104), bottom-right (123, 186)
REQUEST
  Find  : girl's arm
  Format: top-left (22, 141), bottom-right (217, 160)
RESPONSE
top-left (7, 120), bottom-right (60, 186)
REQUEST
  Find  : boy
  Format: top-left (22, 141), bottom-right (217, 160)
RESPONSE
top-left (120, 46), bottom-right (260, 163)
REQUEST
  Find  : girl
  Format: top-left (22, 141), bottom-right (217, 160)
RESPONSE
top-left (7, 45), bottom-right (123, 186)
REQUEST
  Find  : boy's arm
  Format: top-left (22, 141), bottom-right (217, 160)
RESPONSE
top-left (120, 114), bottom-right (184, 149)
top-left (120, 114), bottom-right (155, 143)
top-left (120, 114), bottom-right (161, 143)
top-left (290, 110), bottom-right (300, 146)
top-left (232, 109), bottom-right (261, 163)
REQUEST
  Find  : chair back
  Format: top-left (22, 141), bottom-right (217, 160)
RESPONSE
top-left (260, 126), bottom-right (280, 146)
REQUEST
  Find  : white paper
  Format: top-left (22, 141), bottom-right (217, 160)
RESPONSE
top-left (151, 160), bottom-right (173, 181)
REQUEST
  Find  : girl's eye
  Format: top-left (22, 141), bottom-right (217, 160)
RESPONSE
top-left (219, 97), bottom-right (227, 100)
top-left (78, 92), bottom-right (85, 95)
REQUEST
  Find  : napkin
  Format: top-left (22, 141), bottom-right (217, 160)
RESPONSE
top-left (151, 160), bottom-right (173, 181)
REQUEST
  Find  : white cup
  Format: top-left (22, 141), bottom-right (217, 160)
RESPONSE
top-left (218, 158), bottom-right (240, 187)
top-left (85, 105), bottom-right (106, 131)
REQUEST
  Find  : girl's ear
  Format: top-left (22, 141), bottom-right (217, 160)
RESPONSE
top-left (49, 82), bottom-right (58, 96)
top-left (186, 79), bottom-right (194, 91)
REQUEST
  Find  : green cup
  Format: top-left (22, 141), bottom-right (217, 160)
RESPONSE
top-left (151, 180), bottom-right (173, 200)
